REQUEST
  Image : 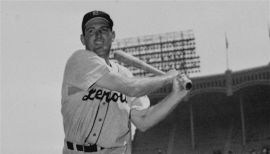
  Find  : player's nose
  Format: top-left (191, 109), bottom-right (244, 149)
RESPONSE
top-left (94, 30), bottom-right (102, 38)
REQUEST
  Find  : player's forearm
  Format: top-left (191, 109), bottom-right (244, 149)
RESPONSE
top-left (133, 91), bottom-right (184, 131)
top-left (128, 74), bottom-right (175, 97)
top-left (96, 70), bottom-right (177, 97)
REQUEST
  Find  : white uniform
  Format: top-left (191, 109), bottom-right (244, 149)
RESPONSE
top-left (61, 49), bottom-right (150, 154)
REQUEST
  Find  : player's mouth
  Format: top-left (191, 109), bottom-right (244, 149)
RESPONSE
top-left (94, 40), bottom-right (104, 45)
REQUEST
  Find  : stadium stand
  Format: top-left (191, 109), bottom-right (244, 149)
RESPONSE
top-left (133, 64), bottom-right (270, 154)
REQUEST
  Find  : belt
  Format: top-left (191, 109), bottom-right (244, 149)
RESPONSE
top-left (66, 141), bottom-right (104, 152)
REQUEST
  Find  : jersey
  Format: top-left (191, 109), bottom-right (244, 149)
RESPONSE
top-left (61, 49), bottom-right (150, 154)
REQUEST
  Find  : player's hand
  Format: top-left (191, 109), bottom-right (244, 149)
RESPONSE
top-left (166, 69), bottom-right (178, 78)
top-left (172, 74), bottom-right (188, 98)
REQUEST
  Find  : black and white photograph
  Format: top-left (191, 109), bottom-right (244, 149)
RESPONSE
top-left (1, 0), bottom-right (270, 154)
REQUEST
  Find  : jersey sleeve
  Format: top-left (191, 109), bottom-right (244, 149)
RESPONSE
top-left (130, 96), bottom-right (150, 111)
top-left (64, 50), bottom-right (110, 91)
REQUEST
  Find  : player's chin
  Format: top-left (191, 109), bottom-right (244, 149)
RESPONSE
top-left (94, 47), bottom-right (110, 56)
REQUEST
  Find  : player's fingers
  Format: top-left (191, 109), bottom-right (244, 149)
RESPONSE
top-left (167, 69), bottom-right (178, 77)
top-left (177, 74), bottom-right (192, 90)
top-left (172, 77), bottom-right (185, 92)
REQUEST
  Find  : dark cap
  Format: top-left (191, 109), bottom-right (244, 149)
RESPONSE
top-left (81, 10), bottom-right (113, 34)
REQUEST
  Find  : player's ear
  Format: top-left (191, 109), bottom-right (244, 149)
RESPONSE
top-left (80, 34), bottom-right (85, 45)
top-left (111, 30), bottom-right (116, 42)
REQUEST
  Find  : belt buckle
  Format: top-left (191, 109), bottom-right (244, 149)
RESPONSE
top-left (97, 145), bottom-right (103, 151)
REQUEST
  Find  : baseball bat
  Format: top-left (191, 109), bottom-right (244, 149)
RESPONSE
top-left (113, 50), bottom-right (192, 90)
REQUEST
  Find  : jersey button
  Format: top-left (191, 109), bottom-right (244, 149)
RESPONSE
top-left (102, 102), bottom-right (106, 105)
top-left (93, 133), bottom-right (96, 136)
top-left (98, 118), bottom-right (102, 122)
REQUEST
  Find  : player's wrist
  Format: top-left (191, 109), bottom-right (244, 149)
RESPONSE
top-left (164, 71), bottom-right (178, 85)
top-left (171, 90), bottom-right (187, 101)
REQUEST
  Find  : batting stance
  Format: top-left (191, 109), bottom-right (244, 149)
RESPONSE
top-left (61, 10), bottom-right (189, 154)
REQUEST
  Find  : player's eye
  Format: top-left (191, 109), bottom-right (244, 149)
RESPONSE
top-left (87, 29), bottom-right (95, 35)
top-left (100, 27), bottom-right (110, 33)
top-left (85, 27), bottom-right (110, 36)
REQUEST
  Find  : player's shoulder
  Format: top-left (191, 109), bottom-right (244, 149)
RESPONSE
top-left (70, 49), bottom-right (96, 59)
top-left (67, 49), bottom-right (104, 63)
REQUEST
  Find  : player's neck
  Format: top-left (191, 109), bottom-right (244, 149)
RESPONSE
top-left (88, 48), bottom-right (111, 66)
top-left (99, 51), bottom-right (111, 67)
top-left (104, 58), bottom-right (112, 67)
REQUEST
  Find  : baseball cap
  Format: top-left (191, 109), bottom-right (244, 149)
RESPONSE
top-left (81, 10), bottom-right (114, 34)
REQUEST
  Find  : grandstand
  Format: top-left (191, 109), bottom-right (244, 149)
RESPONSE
top-left (132, 63), bottom-right (270, 154)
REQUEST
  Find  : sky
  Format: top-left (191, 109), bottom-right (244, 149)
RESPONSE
top-left (1, 0), bottom-right (270, 154)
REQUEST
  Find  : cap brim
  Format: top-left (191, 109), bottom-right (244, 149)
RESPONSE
top-left (85, 17), bottom-right (110, 26)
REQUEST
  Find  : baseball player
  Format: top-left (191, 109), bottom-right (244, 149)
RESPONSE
top-left (61, 10), bottom-right (189, 154)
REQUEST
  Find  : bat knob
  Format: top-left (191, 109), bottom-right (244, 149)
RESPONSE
top-left (179, 74), bottom-right (192, 90)
top-left (185, 81), bottom-right (192, 90)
